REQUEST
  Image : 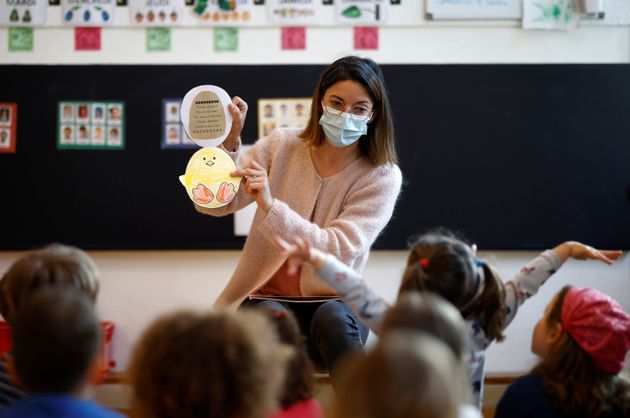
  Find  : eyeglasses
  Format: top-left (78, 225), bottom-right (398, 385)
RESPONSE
top-left (322, 100), bottom-right (372, 121)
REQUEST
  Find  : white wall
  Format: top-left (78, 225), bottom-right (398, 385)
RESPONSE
top-left (1, 8), bottom-right (629, 374)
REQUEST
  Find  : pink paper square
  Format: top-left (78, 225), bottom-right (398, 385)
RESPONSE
top-left (281, 27), bottom-right (306, 50)
top-left (75, 27), bottom-right (101, 51)
top-left (354, 27), bottom-right (378, 50)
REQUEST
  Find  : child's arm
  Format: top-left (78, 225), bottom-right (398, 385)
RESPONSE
top-left (274, 236), bottom-right (390, 334)
top-left (502, 242), bottom-right (621, 330)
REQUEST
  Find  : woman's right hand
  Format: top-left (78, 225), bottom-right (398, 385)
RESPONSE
top-left (224, 96), bottom-right (248, 152)
top-left (274, 235), bottom-right (327, 274)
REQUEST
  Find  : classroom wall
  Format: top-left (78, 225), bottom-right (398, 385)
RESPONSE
top-left (2, 13), bottom-right (629, 373)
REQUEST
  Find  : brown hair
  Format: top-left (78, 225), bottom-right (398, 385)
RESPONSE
top-left (0, 243), bottom-right (99, 324)
top-left (383, 292), bottom-right (467, 361)
top-left (298, 56), bottom-right (397, 166)
top-left (13, 287), bottom-right (100, 394)
top-left (332, 332), bottom-right (469, 418)
top-left (399, 229), bottom-right (507, 342)
top-left (534, 286), bottom-right (630, 417)
top-left (260, 309), bottom-right (314, 409)
top-left (129, 310), bottom-right (290, 418)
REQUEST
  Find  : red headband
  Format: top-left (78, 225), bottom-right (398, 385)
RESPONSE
top-left (562, 287), bottom-right (630, 374)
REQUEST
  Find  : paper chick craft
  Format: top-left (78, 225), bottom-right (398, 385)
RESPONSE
top-left (179, 85), bottom-right (241, 208)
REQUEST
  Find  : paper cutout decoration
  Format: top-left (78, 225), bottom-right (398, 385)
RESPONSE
top-left (62, 0), bottom-right (115, 25)
top-left (0, 103), bottom-right (17, 154)
top-left (180, 85), bottom-right (241, 208)
top-left (180, 85), bottom-right (233, 148)
top-left (266, 0), bottom-right (320, 25)
top-left (335, 0), bottom-right (388, 24)
top-left (214, 27), bottom-right (238, 51)
top-left (130, 0), bottom-right (184, 26)
top-left (354, 26), bottom-right (378, 50)
top-left (162, 98), bottom-right (196, 149)
top-left (258, 97), bottom-right (311, 138)
top-left (523, 0), bottom-right (579, 30)
top-left (58, 101), bottom-right (125, 150)
top-left (281, 27), bottom-right (306, 50)
top-left (75, 27), bottom-right (101, 50)
top-left (147, 27), bottom-right (171, 51)
top-left (8, 27), bottom-right (33, 51)
top-left (194, 0), bottom-right (252, 25)
top-left (0, 0), bottom-right (48, 26)
top-left (179, 147), bottom-right (241, 208)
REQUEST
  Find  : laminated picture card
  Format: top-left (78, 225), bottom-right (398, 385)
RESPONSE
top-left (0, 0), bottom-right (48, 26)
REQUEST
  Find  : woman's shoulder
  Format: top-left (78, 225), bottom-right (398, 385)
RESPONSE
top-left (354, 159), bottom-right (402, 188)
top-left (258, 128), bottom-right (306, 156)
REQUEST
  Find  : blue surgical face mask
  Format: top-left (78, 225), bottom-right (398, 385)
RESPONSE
top-left (319, 106), bottom-right (369, 148)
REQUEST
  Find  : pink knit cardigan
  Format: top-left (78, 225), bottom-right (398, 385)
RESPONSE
top-left (197, 128), bottom-right (402, 311)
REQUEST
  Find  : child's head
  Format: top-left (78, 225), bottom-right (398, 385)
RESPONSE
top-left (383, 291), bottom-right (468, 361)
top-left (129, 310), bottom-right (290, 418)
top-left (332, 332), bottom-right (469, 418)
top-left (533, 286), bottom-right (630, 416)
top-left (260, 309), bottom-right (314, 409)
top-left (13, 287), bottom-right (100, 394)
top-left (0, 244), bottom-right (99, 324)
top-left (400, 229), bottom-right (506, 341)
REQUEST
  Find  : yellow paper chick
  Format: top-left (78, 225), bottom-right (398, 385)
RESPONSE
top-left (179, 148), bottom-right (241, 208)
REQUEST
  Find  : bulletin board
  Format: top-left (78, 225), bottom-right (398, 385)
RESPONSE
top-left (1, 64), bottom-right (629, 250)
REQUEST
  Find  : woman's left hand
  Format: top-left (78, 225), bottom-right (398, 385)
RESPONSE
top-left (231, 160), bottom-right (273, 212)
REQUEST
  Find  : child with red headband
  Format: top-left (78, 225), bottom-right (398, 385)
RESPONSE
top-left (495, 286), bottom-right (630, 418)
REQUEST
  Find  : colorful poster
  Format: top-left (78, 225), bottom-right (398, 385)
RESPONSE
top-left (62, 0), bottom-right (115, 25)
top-left (257, 98), bottom-right (310, 138)
top-left (214, 27), bottom-right (238, 52)
top-left (354, 26), bottom-right (378, 50)
top-left (194, 0), bottom-right (252, 25)
top-left (147, 27), bottom-right (171, 51)
top-left (335, 0), bottom-right (388, 24)
top-left (0, 0), bottom-right (48, 26)
top-left (57, 101), bottom-right (125, 150)
top-left (266, 0), bottom-right (319, 25)
top-left (0, 103), bottom-right (17, 154)
top-left (162, 98), bottom-right (196, 149)
top-left (8, 27), bottom-right (33, 51)
top-left (523, 0), bottom-right (579, 30)
top-left (75, 27), bottom-right (100, 50)
top-left (130, 0), bottom-right (184, 26)
top-left (281, 26), bottom-right (305, 50)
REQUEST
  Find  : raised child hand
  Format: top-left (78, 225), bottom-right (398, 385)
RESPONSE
top-left (554, 241), bottom-right (622, 265)
top-left (273, 235), bottom-right (326, 275)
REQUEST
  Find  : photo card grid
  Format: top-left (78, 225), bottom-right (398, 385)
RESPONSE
top-left (58, 101), bottom-right (125, 149)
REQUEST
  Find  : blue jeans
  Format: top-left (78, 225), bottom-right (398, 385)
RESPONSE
top-left (241, 299), bottom-right (369, 379)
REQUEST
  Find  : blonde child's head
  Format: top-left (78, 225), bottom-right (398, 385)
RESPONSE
top-left (0, 243), bottom-right (99, 324)
top-left (129, 310), bottom-right (290, 418)
top-left (383, 291), bottom-right (468, 361)
top-left (332, 331), bottom-right (469, 418)
top-left (532, 285), bottom-right (630, 417)
top-left (400, 229), bottom-right (507, 341)
top-left (259, 309), bottom-right (314, 409)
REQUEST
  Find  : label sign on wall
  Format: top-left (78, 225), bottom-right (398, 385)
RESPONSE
top-left (130, 0), bottom-right (185, 26)
top-left (62, 0), bottom-right (116, 25)
top-left (335, 0), bottom-right (388, 24)
top-left (0, 0), bottom-right (48, 26)
top-left (266, 0), bottom-right (320, 25)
